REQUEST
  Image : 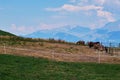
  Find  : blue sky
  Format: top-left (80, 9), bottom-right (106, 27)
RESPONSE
top-left (0, 0), bottom-right (120, 35)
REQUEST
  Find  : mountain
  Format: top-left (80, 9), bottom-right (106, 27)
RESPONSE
top-left (0, 30), bottom-right (16, 36)
top-left (103, 20), bottom-right (120, 32)
top-left (25, 20), bottom-right (120, 42)
top-left (25, 26), bottom-right (89, 42)
top-left (26, 30), bottom-right (55, 38)
top-left (25, 29), bottom-right (80, 42)
top-left (107, 31), bottom-right (120, 42)
top-left (1, 20), bottom-right (120, 43)
top-left (69, 26), bottom-right (90, 33)
top-left (53, 32), bottom-right (80, 42)
top-left (94, 20), bottom-right (120, 42)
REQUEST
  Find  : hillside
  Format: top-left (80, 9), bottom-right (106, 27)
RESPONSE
top-left (0, 37), bottom-right (120, 63)
top-left (0, 54), bottom-right (120, 80)
top-left (0, 30), bottom-right (16, 36)
top-left (0, 30), bottom-right (120, 63)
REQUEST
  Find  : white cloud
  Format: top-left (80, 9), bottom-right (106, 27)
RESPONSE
top-left (46, 4), bottom-right (103, 12)
top-left (69, 0), bottom-right (105, 6)
top-left (11, 24), bottom-right (25, 32)
top-left (69, 0), bottom-right (119, 7)
top-left (97, 10), bottom-right (115, 22)
top-left (46, 3), bottom-right (115, 22)
top-left (46, 0), bottom-right (117, 29)
top-left (39, 23), bottom-right (53, 30)
top-left (89, 19), bottom-right (107, 29)
top-left (90, 24), bottom-right (98, 29)
top-left (10, 24), bottom-right (35, 35)
top-left (9, 23), bottom-right (69, 35)
top-left (38, 23), bottom-right (66, 30)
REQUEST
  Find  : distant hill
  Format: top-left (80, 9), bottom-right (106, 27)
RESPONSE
top-left (24, 26), bottom-right (90, 42)
top-left (25, 31), bottom-right (80, 42)
top-left (24, 20), bottom-right (120, 42)
top-left (0, 30), bottom-right (16, 36)
top-left (94, 20), bottom-right (120, 42)
top-left (53, 32), bottom-right (80, 42)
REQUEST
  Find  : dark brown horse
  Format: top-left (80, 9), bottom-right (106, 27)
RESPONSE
top-left (87, 42), bottom-right (105, 51)
top-left (76, 40), bottom-right (85, 46)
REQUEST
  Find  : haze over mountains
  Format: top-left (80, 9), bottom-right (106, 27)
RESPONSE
top-left (25, 20), bottom-right (120, 42)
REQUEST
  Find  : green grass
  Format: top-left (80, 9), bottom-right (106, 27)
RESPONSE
top-left (0, 54), bottom-right (120, 80)
top-left (0, 30), bottom-right (15, 36)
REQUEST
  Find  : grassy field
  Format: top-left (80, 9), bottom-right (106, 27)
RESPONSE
top-left (0, 54), bottom-right (120, 80)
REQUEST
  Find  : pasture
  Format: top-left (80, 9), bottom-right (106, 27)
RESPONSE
top-left (0, 40), bottom-right (120, 63)
top-left (0, 54), bottom-right (120, 80)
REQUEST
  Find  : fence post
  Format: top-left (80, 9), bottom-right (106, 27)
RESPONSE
top-left (4, 43), bottom-right (6, 54)
top-left (98, 50), bottom-right (101, 63)
top-left (109, 42), bottom-right (113, 55)
top-left (52, 50), bottom-right (55, 60)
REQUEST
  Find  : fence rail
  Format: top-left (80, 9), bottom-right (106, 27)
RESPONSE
top-left (0, 43), bottom-right (120, 64)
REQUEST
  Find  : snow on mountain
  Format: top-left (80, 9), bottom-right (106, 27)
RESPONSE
top-left (25, 20), bottom-right (120, 42)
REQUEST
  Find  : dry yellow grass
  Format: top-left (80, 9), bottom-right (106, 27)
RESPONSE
top-left (0, 41), bottom-right (120, 64)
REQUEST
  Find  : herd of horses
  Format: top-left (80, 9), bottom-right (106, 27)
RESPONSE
top-left (76, 41), bottom-right (108, 53)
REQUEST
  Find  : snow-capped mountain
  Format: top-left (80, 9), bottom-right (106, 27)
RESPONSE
top-left (25, 20), bottom-right (120, 42)
top-left (25, 26), bottom-right (84, 42)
